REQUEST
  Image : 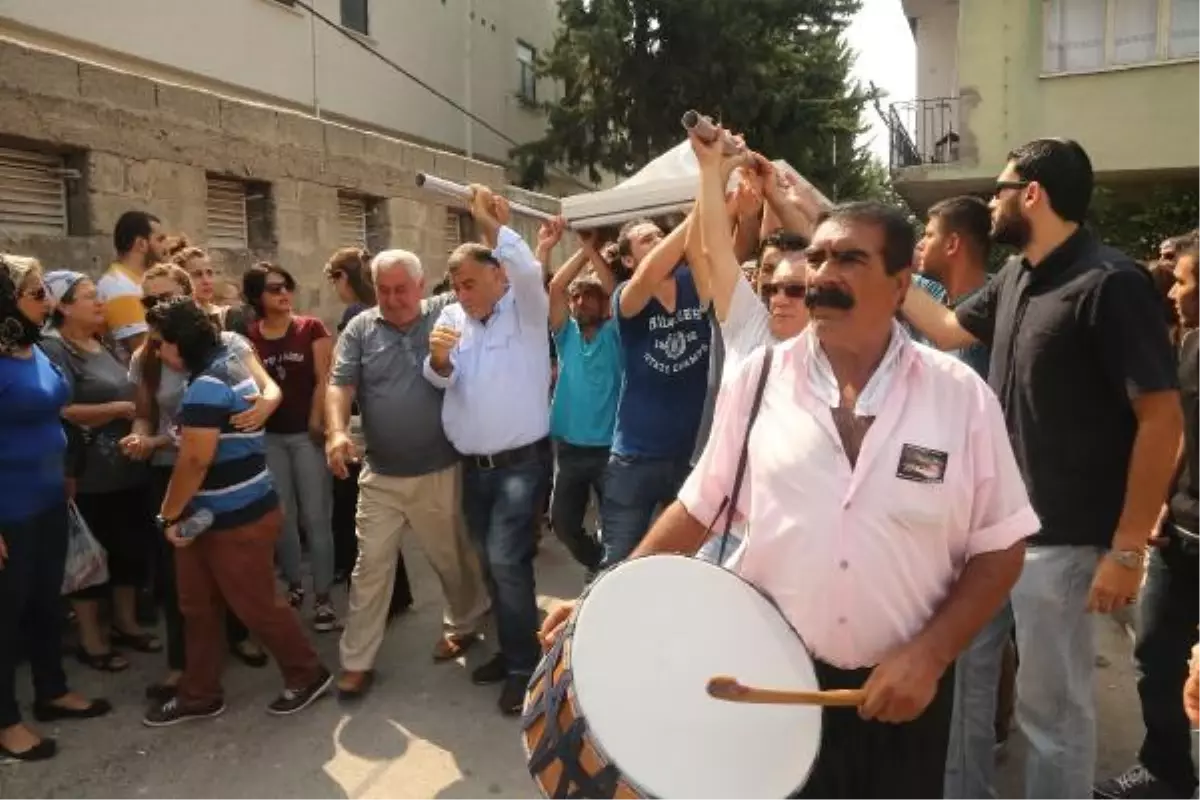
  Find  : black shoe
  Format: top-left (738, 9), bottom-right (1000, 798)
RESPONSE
top-left (32, 697), bottom-right (113, 722)
top-left (1093, 765), bottom-right (1185, 799)
top-left (498, 675), bottom-right (529, 716)
top-left (267, 668), bottom-right (333, 716)
top-left (471, 653), bottom-right (507, 685)
top-left (0, 738), bottom-right (57, 763)
top-left (145, 683), bottom-right (179, 704)
top-left (143, 697), bottom-right (225, 727)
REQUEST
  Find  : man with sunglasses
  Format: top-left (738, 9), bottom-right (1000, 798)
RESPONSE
top-left (901, 138), bottom-right (1183, 799)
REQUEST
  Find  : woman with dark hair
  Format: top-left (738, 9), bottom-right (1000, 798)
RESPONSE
top-left (168, 241), bottom-right (247, 335)
top-left (323, 250), bottom-right (413, 615)
top-left (243, 262), bottom-right (338, 631)
top-left (39, 270), bottom-right (158, 672)
top-left (122, 264), bottom-right (282, 700)
top-left (0, 256), bottom-right (111, 761)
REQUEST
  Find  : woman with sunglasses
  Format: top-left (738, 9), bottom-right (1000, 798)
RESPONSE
top-left (324, 249), bottom-right (413, 617)
top-left (168, 241), bottom-right (248, 335)
top-left (39, 270), bottom-right (159, 673)
top-left (243, 262), bottom-right (338, 632)
top-left (0, 256), bottom-right (112, 761)
top-left (122, 264), bottom-right (282, 700)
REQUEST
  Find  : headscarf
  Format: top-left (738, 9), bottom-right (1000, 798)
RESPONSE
top-left (44, 270), bottom-right (88, 306)
top-left (0, 255), bottom-right (44, 355)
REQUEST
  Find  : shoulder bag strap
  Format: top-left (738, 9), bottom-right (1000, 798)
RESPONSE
top-left (715, 345), bottom-right (774, 564)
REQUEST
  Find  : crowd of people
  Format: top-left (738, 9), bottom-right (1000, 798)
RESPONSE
top-left (0, 127), bottom-right (1196, 800)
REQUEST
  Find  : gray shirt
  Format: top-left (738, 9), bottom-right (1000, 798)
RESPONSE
top-left (40, 332), bottom-right (147, 494)
top-left (330, 296), bottom-right (460, 477)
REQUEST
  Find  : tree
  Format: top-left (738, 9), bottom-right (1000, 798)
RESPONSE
top-left (513, 0), bottom-right (873, 198)
top-left (1088, 183), bottom-right (1199, 260)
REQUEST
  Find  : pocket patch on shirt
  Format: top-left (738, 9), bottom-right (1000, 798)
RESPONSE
top-left (896, 444), bottom-right (948, 484)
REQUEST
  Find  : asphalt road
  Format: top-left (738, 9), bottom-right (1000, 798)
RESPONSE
top-left (1, 536), bottom-right (1142, 798)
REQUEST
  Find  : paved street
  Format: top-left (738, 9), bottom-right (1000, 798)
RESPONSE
top-left (2, 536), bottom-right (1142, 799)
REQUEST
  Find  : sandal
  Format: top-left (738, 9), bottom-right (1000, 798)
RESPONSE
top-left (432, 633), bottom-right (480, 662)
top-left (74, 647), bottom-right (129, 672)
top-left (110, 628), bottom-right (162, 653)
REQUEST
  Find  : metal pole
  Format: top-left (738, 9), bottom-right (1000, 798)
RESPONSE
top-left (309, 6), bottom-right (321, 117)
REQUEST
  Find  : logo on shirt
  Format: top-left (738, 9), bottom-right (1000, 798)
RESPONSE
top-left (896, 444), bottom-right (948, 484)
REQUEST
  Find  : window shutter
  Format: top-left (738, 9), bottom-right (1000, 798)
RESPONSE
top-left (338, 194), bottom-right (368, 247)
top-left (445, 209), bottom-right (467, 254)
top-left (0, 148), bottom-right (67, 237)
top-left (206, 178), bottom-right (248, 249)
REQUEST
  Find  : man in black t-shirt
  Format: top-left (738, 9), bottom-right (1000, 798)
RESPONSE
top-left (901, 138), bottom-right (1183, 800)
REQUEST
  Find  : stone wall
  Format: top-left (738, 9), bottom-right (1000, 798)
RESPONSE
top-left (0, 37), bottom-right (564, 322)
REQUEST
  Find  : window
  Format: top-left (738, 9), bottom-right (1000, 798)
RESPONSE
top-left (341, 0), bottom-right (368, 35)
top-left (445, 209), bottom-right (473, 254)
top-left (206, 177), bottom-right (249, 249)
top-left (1043, 0), bottom-right (1200, 73)
top-left (338, 193), bottom-right (367, 247)
top-left (0, 147), bottom-right (69, 237)
top-left (517, 41), bottom-right (537, 102)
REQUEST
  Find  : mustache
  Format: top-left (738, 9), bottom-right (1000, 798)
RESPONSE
top-left (804, 284), bottom-right (855, 311)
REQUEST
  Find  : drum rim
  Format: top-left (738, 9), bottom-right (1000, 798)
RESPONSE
top-left (524, 554), bottom-right (826, 799)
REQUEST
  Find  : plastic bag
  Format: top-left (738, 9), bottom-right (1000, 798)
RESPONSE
top-left (62, 501), bottom-right (108, 595)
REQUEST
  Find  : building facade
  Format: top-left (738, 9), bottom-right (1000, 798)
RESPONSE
top-left (889, 0), bottom-right (1199, 210)
top-left (0, 1), bottom-right (569, 321)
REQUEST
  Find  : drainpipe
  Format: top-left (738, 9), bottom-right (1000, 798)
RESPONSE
top-left (464, 0), bottom-right (474, 159)
top-left (310, 6), bottom-right (321, 118)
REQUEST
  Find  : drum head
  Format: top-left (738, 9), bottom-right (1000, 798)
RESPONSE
top-left (571, 555), bottom-right (821, 798)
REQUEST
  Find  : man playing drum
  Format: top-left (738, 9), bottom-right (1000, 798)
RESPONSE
top-left (541, 189), bottom-right (1041, 798)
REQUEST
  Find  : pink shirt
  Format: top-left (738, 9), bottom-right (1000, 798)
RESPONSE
top-left (679, 325), bottom-right (1039, 669)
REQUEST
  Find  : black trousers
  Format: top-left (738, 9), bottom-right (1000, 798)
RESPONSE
top-left (71, 485), bottom-right (154, 597)
top-left (0, 503), bottom-right (70, 728)
top-left (795, 659), bottom-right (955, 799)
top-left (332, 463), bottom-right (412, 612)
top-left (150, 468), bottom-right (248, 670)
top-left (1135, 528), bottom-right (1199, 797)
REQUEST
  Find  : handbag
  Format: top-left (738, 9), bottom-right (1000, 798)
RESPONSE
top-left (62, 501), bottom-right (109, 595)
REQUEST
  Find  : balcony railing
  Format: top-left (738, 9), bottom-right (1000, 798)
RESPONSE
top-left (888, 96), bottom-right (961, 171)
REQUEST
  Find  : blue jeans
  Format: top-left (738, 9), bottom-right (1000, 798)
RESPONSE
top-left (1011, 545), bottom-right (1102, 799)
top-left (598, 455), bottom-right (693, 570)
top-left (944, 601), bottom-right (1014, 798)
top-left (266, 432), bottom-right (335, 598)
top-left (462, 457), bottom-right (548, 676)
top-left (549, 442), bottom-right (608, 571)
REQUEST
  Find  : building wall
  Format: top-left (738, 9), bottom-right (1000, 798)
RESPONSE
top-left (0, 37), bottom-right (562, 324)
top-left (912, 0), bottom-right (959, 102)
top-left (0, 0), bottom-right (559, 166)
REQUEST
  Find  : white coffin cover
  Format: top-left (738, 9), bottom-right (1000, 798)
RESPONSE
top-left (561, 140), bottom-right (829, 229)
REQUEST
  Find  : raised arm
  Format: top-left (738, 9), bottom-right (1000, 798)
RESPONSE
top-left (762, 166), bottom-right (828, 243)
top-left (548, 249), bottom-right (590, 333)
top-left (901, 282), bottom-right (981, 351)
top-left (618, 213), bottom-right (694, 319)
top-left (580, 234), bottom-right (617, 296)
top-left (690, 129), bottom-right (753, 322)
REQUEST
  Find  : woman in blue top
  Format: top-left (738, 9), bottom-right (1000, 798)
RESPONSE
top-left (0, 255), bottom-right (111, 762)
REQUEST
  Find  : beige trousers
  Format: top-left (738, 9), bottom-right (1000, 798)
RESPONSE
top-left (339, 462), bottom-right (490, 672)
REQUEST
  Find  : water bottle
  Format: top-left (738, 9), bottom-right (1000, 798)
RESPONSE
top-left (177, 508), bottom-right (215, 539)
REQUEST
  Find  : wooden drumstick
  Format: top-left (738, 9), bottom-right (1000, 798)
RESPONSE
top-left (706, 675), bottom-right (866, 707)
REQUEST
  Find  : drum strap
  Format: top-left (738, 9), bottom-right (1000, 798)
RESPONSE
top-left (715, 345), bottom-right (775, 564)
top-left (522, 628), bottom-right (623, 798)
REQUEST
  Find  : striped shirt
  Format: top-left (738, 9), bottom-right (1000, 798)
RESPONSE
top-left (178, 347), bottom-right (277, 531)
top-left (97, 263), bottom-right (147, 342)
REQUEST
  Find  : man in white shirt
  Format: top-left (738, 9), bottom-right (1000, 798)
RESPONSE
top-left (423, 185), bottom-right (551, 715)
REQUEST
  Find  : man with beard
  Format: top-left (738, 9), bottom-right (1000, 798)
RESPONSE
top-left (542, 201), bottom-right (1039, 798)
top-left (901, 138), bottom-right (1183, 799)
top-left (99, 211), bottom-right (169, 360)
top-left (1094, 239), bottom-right (1199, 800)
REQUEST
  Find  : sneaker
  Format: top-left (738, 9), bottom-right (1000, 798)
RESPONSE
top-left (287, 584), bottom-right (305, 609)
top-left (143, 697), bottom-right (225, 727)
top-left (471, 653), bottom-right (508, 685)
top-left (1093, 765), bottom-right (1181, 799)
top-left (267, 668), bottom-right (333, 716)
top-left (313, 601), bottom-right (341, 633)
top-left (498, 675), bottom-right (529, 716)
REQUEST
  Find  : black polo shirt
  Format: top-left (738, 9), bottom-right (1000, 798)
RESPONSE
top-left (955, 227), bottom-right (1178, 548)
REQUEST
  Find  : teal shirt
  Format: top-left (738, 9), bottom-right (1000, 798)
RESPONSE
top-left (550, 318), bottom-right (622, 447)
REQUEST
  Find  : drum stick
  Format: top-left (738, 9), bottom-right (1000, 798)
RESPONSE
top-left (680, 110), bottom-right (746, 156)
top-left (414, 173), bottom-right (560, 224)
top-left (706, 675), bottom-right (866, 708)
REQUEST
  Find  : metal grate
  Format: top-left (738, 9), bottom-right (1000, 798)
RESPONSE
top-left (206, 177), bottom-right (248, 249)
top-left (445, 209), bottom-right (470, 254)
top-left (0, 148), bottom-right (67, 238)
top-left (338, 193), bottom-right (368, 247)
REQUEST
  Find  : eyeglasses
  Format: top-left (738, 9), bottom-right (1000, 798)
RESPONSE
top-left (20, 285), bottom-right (47, 302)
top-left (760, 282), bottom-right (805, 300)
top-left (263, 283), bottom-right (293, 295)
top-left (994, 179), bottom-right (1030, 196)
top-left (140, 293), bottom-right (176, 310)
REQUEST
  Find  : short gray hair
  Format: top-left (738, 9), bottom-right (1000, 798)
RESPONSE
top-left (370, 249), bottom-right (423, 283)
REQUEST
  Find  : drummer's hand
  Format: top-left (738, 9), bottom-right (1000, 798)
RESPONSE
top-left (859, 641), bottom-right (946, 724)
top-left (539, 600), bottom-right (577, 652)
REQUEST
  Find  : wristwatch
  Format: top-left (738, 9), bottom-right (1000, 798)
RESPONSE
top-left (155, 513), bottom-right (181, 532)
top-left (1107, 548), bottom-right (1145, 569)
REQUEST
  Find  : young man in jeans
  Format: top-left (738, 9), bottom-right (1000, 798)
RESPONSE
top-left (142, 298), bottom-right (331, 726)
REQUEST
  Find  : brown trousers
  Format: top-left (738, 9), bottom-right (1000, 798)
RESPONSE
top-left (175, 509), bottom-right (321, 706)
